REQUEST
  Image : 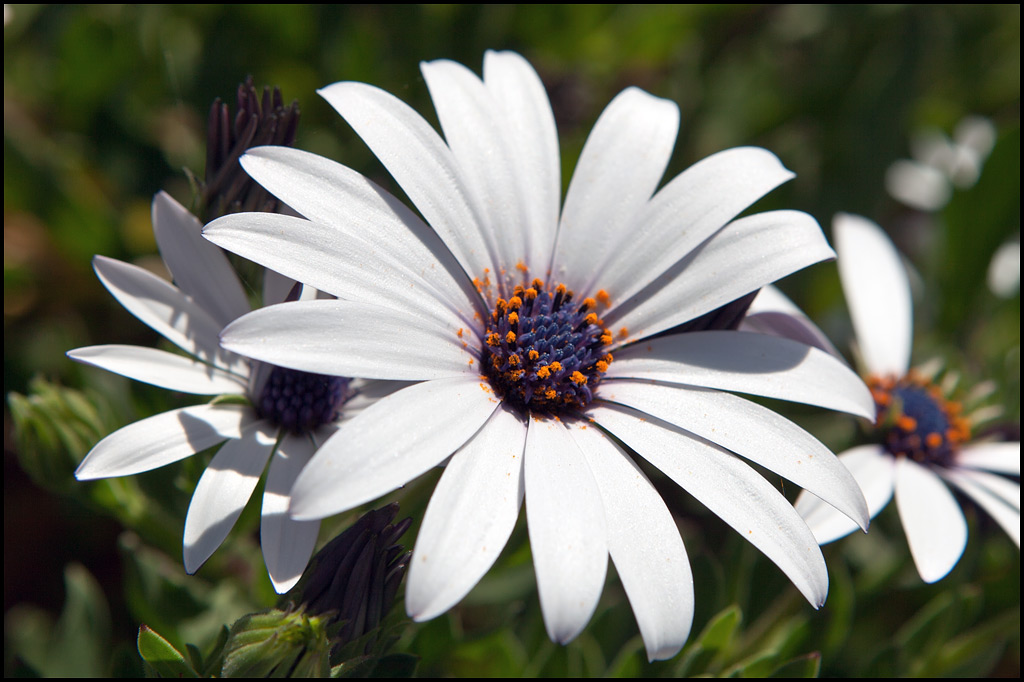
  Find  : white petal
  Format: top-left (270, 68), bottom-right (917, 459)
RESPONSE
top-left (795, 445), bottom-right (895, 545)
top-left (948, 466), bottom-right (1020, 511)
top-left (893, 457), bottom-right (967, 583)
top-left (568, 421), bottom-right (693, 662)
top-left (75, 404), bottom-right (253, 480)
top-left (834, 214), bottom-right (913, 376)
top-left (599, 380), bottom-right (869, 532)
top-left (230, 145), bottom-right (483, 324)
top-left (205, 210), bottom-right (474, 333)
top-left (422, 58), bottom-right (528, 288)
top-left (483, 50), bottom-right (561, 274)
top-left (606, 330), bottom-right (873, 419)
top-left (220, 300), bottom-right (476, 380)
top-left (607, 210), bottom-right (834, 343)
top-left (941, 468), bottom-right (1020, 547)
top-left (524, 417), bottom-right (608, 644)
top-left (152, 191), bottom-right (250, 327)
top-left (261, 432), bottom-right (322, 593)
top-left (318, 81), bottom-right (498, 288)
top-left (553, 87), bottom-right (679, 294)
top-left (740, 285), bottom-right (842, 358)
top-left (184, 422), bottom-right (278, 573)
top-left (406, 406), bottom-right (527, 621)
top-left (290, 376), bottom-right (500, 520)
top-left (92, 255), bottom-right (241, 372)
top-left (68, 345), bottom-right (247, 395)
top-left (956, 442), bottom-right (1021, 475)
top-left (590, 403), bottom-right (828, 607)
top-left (600, 147), bottom-right (795, 305)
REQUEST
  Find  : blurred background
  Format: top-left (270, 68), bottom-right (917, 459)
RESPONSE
top-left (5, 4), bottom-right (1019, 677)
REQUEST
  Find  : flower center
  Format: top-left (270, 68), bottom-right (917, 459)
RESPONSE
top-left (257, 365), bottom-right (351, 433)
top-left (869, 374), bottom-right (970, 466)
top-left (482, 279), bottom-right (613, 415)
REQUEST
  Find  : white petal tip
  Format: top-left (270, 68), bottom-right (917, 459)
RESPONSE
top-left (270, 575), bottom-right (301, 594)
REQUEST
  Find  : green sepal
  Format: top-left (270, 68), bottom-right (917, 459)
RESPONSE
top-left (138, 625), bottom-right (199, 678)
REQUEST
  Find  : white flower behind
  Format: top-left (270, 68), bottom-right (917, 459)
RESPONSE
top-left (795, 213), bottom-right (1021, 583)
top-left (71, 191), bottom-right (390, 593)
top-left (205, 51), bottom-right (874, 660)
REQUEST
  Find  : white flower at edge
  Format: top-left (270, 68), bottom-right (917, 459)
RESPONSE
top-left (204, 51), bottom-right (874, 660)
top-left (795, 214), bottom-right (1021, 583)
top-left (70, 191), bottom-right (393, 593)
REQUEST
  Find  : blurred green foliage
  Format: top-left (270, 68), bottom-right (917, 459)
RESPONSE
top-left (5, 4), bottom-right (1019, 677)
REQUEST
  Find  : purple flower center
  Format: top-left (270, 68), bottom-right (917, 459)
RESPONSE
top-left (257, 365), bottom-right (351, 433)
top-left (482, 279), bottom-right (612, 415)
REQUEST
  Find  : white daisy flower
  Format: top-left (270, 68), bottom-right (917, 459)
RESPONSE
top-left (204, 51), bottom-right (873, 660)
top-left (795, 213), bottom-right (1021, 583)
top-left (70, 191), bottom-right (390, 593)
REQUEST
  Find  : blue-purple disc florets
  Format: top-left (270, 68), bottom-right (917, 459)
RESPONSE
top-left (869, 374), bottom-right (970, 467)
top-left (257, 365), bottom-right (351, 433)
top-left (483, 279), bottom-right (613, 414)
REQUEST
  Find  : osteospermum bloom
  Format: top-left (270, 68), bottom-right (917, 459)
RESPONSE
top-left (205, 51), bottom-right (873, 660)
top-left (795, 214), bottom-right (1021, 583)
top-left (71, 192), bottom-right (390, 592)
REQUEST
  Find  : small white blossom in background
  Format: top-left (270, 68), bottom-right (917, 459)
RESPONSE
top-left (987, 234), bottom-right (1020, 299)
top-left (885, 116), bottom-right (997, 211)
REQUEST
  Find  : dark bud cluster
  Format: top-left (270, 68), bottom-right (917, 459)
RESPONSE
top-left (297, 504), bottom-right (412, 653)
top-left (201, 76), bottom-right (300, 221)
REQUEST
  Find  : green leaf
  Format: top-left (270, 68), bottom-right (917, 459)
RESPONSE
top-left (674, 604), bottom-right (742, 676)
top-left (137, 625), bottom-right (199, 678)
top-left (769, 652), bottom-right (822, 678)
top-left (6, 563), bottom-right (112, 677)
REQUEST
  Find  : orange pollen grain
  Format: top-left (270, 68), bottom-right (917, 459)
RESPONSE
top-left (508, 312), bottom-right (519, 325)
top-left (618, 327), bottom-right (629, 338)
top-left (509, 354), bottom-right (520, 366)
top-left (536, 366), bottom-right (551, 379)
top-left (596, 360), bottom-right (609, 372)
top-left (925, 433), bottom-right (943, 449)
top-left (570, 371), bottom-right (587, 385)
top-left (596, 290), bottom-right (611, 306)
top-left (510, 369), bottom-right (524, 381)
top-left (600, 332), bottom-right (613, 345)
top-left (524, 288), bottom-right (538, 300)
top-left (897, 415), bottom-right (918, 432)
top-left (582, 297), bottom-right (596, 309)
top-left (516, 261), bottom-right (528, 272)
top-left (505, 331), bottom-right (516, 344)
top-left (549, 361), bottom-right (562, 372)
top-left (508, 296), bottom-right (522, 310)
top-left (545, 389), bottom-right (557, 399)
top-left (584, 313), bottom-right (598, 325)
top-left (528, 350), bottom-right (539, 361)
top-left (486, 333), bottom-right (500, 346)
